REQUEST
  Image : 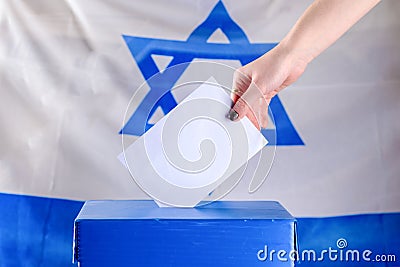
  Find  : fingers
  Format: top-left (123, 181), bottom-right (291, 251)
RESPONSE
top-left (230, 95), bottom-right (249, 121)
top-left (245, 96), bottom-right (270, 130)
top-left (230, 97), bottom-right (269, 130)
top-left (229, 68), bottom-right (273, 130)
top-left (247, 105), bottom-right (261, 130)
top-left (231, 68), bottom-right (253, 97)
top-left (230, 81), bottom-right (263, 116)
top-left (228, 99), bottom-right (260, 130)
top-left (259, 98), bottom-right (271, 129)
top-left (229, 84), bottom-right (272, 130)
top-left (229, 69), bottom-right (250, 121)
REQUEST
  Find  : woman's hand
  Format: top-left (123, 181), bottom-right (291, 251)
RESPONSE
top-left (229, 43), bottom-right (310, 129)
top-left (228, 0), bottom-right (381, 130)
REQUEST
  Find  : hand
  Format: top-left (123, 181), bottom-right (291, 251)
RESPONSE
top-left (228, 44), bottom-right (310, 130)
top-left (227, 0), bottom-right (380, 130)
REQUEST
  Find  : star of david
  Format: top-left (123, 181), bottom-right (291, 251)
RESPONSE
top-left (120, 1), bottom-right (303, 145)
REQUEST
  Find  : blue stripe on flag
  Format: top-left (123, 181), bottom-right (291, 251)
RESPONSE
top-left (0, 193), bottom-right (398, 266)
top-left (0, 193), bottom-right (83, 267)
top-left (297, 214), bottom-right (400, 266)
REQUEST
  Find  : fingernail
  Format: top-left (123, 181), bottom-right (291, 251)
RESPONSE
top-left (228, 109), bottom-right (239, 121)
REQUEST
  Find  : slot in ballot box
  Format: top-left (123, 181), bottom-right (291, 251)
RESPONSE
top-left (73, 200), bottom-right (297, 267)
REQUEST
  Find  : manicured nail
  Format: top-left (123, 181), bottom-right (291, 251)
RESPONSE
top-left (228, 109), bottom-right (239, 121)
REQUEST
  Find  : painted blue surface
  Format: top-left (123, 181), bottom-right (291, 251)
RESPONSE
top-left (0, 192), bottom-right (399, 267)
top-left (296, 214), bottom-right (400, 266)
top-left (75, 200), bottom-right (296, 267)
top-left (0, 193), bottom-right (83, 267)
top-left (120, 1), bottom-right (304, 146)
top-left (76, 200), bottom-right (293, 220)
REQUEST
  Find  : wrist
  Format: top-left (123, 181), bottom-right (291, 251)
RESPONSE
top-left (277, 37), bottom-right (316, 66)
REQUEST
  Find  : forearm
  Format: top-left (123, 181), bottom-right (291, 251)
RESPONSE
top-left (279, 0), bottom-right (381, 63)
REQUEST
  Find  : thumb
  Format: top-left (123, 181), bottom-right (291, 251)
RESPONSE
top-left (228, 80), bottom-right (262, 122)
top-left (228, 94), bottom-right (249, 121)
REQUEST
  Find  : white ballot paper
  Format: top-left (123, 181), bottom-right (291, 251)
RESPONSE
top-left (121, 78), bottom-right (268, 207)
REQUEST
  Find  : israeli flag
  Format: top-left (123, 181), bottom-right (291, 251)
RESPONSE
top-left (0, 0), bottom-right (399, 266)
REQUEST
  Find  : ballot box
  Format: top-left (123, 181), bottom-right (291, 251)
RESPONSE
top-left (73, 200), bottom-right (297, 267)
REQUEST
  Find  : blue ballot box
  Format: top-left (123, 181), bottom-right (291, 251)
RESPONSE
top-left (73, 200), bottom-right (297, 267)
